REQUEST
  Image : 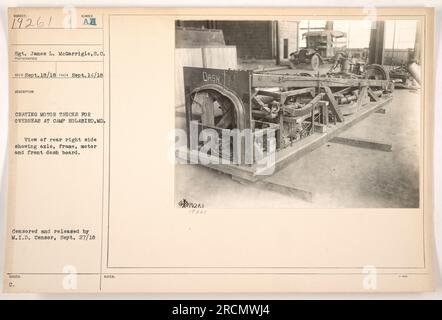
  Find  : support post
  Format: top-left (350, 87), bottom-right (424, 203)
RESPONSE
top-left (368, 21), bottom-right (385, 65)
top-left (324, 86), bottom-right (344, 122)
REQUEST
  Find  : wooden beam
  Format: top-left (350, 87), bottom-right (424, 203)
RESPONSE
top-left (375, 108), bottom-right (386, 114)
top-left (255, 90), bottom-right (281, 99)
top-left (324, 86), bottom-right (344, 122)
top-left (318, 101), bottom-right (329, 125)
top-left (252, 73), bottom-right (389, 88)
top-left (330, 136), bottom-right (392, 152)
top-left (367, 87), bottom-right (380, 102)
top-left (334, 87), bottom-right (353, 96)
top-left (283, 93), bottom-right (324, 117)
top-left (279, 87), bottom-right (316, 103)
top-left (195, 92), bottom-right (215, 126)
top-left (258, 180), bottom-right (313, 202)
top-left (257, 87), bottom-right (316, 103)
top-left (232, 176), bottom-right (313, 202)
top-left (356, 86), bottom-right (368, 109)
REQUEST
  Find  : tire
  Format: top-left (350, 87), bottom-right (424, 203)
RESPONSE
top-left (311, 54), bottom-right (321, 72)
top-left (365, 64), bottom-right (390, 80)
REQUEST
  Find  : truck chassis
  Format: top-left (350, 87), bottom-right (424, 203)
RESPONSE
top-left (179, 66), bottom-right (394, 182)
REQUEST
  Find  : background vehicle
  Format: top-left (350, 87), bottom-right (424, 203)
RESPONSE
top-left (289, 30), bottom-right (346, 71)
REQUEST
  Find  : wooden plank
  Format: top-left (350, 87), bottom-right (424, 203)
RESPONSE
top-left (279, 87), bottom-right (316, 103)
top-left (330, 136), bottom-right (392, 152)
top-left (334, 87), bottom-right (353, 96)
top-left (198, 92), bottom-right (215, 126)
top-left (252, 73), bottom-right (389, 88)
top-left (375, 108), bottom-right (386, 114)
top-left (356, 86), bottom-right (368, 109)
top-left (258, 180), bottom-right (313, 202)
top-left (318, 101), bottom-right (329, 125)
top-left (324, 86), bottom-right (344, 122)
top-left (175, 148), bottom-right (258, 181)
top-left (255, 90), bottom-right (282, 99)
top-left (232, 175), bottom-right (313, 202)
top-left (313, 123), bottom-right (327, 133)
top-left (283, 93), bottom-right (324, 117)
top-left (302, 121), bottom-right (327, 133)
top-left (216, 108), bottom-right (233, 128)
top-left (256, 87), bottom-right (316, 103)
top-left (367, 87), bottom-right (380, 102)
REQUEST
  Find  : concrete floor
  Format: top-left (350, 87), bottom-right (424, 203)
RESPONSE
top-left (175, 88), bottom-right (420, 209)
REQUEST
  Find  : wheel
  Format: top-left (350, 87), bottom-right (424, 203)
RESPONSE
top-left (365, 64), bottom-right (389, 80)
top-left (191, 89), bottom-right (236, 129)
top-left (310, 54), bottom-right (321, 72)
top-left (191, 89), bottom-right (240, 160)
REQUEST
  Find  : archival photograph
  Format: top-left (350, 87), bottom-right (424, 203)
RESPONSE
top-left (3, 6), bottom-right (435, 295)
top-left (174, 19), bottom-right (422, 208)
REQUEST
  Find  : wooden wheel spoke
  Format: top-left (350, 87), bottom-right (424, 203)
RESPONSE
top-left (215, 108), bottom-right (233, 128)
top-left (193, 90), bottom-right (236, 129)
